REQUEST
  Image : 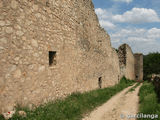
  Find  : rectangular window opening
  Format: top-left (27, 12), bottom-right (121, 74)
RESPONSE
top-left (49, 51), bottom-right (56, 66)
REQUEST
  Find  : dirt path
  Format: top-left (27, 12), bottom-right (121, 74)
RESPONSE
top-left (82, 84), bottom-right (142, 120)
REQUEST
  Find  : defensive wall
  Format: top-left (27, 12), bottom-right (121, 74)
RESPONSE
top-left (0, 0), bottom-right (143, 113)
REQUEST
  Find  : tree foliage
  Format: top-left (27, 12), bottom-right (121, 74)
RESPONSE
top-left (143, 52), bottom-right (160, 80)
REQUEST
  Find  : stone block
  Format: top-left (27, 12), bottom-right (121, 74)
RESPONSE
top-left (0, 21), bottom-right (5, 26)
top-left (5, 27), bottom-right (13, 34)
top-left (11, 0), bottom-right (18, 9)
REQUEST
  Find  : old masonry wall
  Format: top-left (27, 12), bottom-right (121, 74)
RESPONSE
top-left (118, 44), bottom-right (135, 80)
top-left (0, 0), bottom-right (121, 113)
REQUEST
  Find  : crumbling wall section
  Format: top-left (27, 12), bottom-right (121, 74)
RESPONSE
top-left (118, 44), bottom-right (135, 80)
top-left (134, 53), bottom-right (143, 81)
top-left (118, 44), bottom-right (126, 78)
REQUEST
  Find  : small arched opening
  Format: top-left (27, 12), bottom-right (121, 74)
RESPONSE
top-left (98, 77), bottom-right (102, 89)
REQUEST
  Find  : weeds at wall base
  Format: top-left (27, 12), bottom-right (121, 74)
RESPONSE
top-left (0, 77), bottom-right (135, 120)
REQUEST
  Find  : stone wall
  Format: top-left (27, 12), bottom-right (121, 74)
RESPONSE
top-left (134, 53), bottom-right (143, 81)
top-left (0, 0), bottom-right (144, 114)
top-left (118, 44), bottom-right (135, 80)
top-left (0, 0), bottom-right (121, 113)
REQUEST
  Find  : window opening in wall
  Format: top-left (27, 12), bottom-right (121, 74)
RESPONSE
top-left (118, 75), bottom-right (120, 82)
top-left (98, 77), bottom-right (102, 89)
top-left (136, 75), bottom-right (138, 79)
top-left (49, 51), bottom-right (56, 66)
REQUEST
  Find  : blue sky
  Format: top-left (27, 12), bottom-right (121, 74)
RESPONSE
top-left (92, 0), bottom-right (160, 55)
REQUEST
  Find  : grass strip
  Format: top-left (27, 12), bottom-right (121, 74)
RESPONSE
top-left (126, 82), bottom-right (141, 94)
top-left (0, 77), bottom-right (135, 120)
top-left (138, 82), bottom-right (160, 120)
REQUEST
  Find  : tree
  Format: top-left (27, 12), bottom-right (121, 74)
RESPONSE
top-left (143, 52), bottom-right (160, 80)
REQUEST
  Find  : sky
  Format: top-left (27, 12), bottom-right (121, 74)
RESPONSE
top-left (92, 0), bottom-right (160, 55)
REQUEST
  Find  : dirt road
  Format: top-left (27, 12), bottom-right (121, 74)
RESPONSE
top-left (82, 84), bottom-right (142, 120)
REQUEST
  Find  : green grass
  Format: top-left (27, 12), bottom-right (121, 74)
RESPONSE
top-left (126, 82), bottom-right (141, 94)
top-left (0, 77), bottom-right (135, 120)
top-left (138, 82), bottom-right (160, 120)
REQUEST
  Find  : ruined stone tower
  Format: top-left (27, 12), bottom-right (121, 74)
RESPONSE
top-left (134, 53), bottom-right (143, 81)
top-left (118, 44), bottom-right (135, 80)
top-left (118, 44), bottom-right (143, 81)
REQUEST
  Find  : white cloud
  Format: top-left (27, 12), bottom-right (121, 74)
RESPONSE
top-left (110, 28), bottom-right (160, 54)
top-left (112, 8), bottom-right (160, 23)
top-left (95, 8), bottom-right (107, 16)
top-left (95, 8), bottom-right (116, 30)
top-left (148, 28), bottom-right (160, 39)
top-left (95, 8), bottom-right (112, 20)
top-left (99, 20), bottom-right (116, 29)
top-left (95, 8), bottom-right (160, 25)
top-left (113, 0), bottom-right (133, 3)
top-left (127, 37), bottom-right (153, 42)
top-left (111, 28), bottom-right (160, 42)
top-left (95, 8), bottom-right (160, 54)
